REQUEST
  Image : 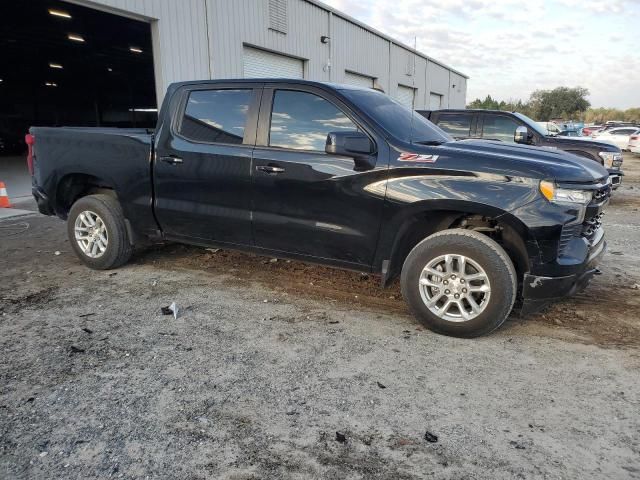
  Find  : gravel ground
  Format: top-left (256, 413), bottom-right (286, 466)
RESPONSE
top-left (1, 154), bottom-right (640, 479)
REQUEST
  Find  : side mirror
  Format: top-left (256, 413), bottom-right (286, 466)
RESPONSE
top-left (514, 126), bottom-right (530, 144)
top-left (325, 131), bottom-right (375, 169)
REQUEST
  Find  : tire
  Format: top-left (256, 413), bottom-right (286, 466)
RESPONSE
top-left (67, 194), bottom-right (133, 270)
top-left (400, 228), bottom-right (517, 338)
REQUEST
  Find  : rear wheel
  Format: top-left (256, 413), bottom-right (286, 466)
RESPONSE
top-left (67, 194), bottom-right (133, 270)
top-left (400, 229), bottom-right (517, 338)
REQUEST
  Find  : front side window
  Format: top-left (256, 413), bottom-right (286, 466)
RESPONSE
top-left (180, 89), bottom-right (252, 144)
top-left (341, 88), bottom-right (452, 144)
top-left (436, 113), bottom-right (472, 138)
top-left (269, 90), bottom-right (358, 151)
top-left (482, 115), bottom-right (520, 143)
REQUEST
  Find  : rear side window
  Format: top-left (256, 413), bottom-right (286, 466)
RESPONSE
top-left (269, 90), bottom-right (358, 151)
top-left (180, 89), bottom-right (252, 144)
top-left (613, 128), bottom-right (636, 135)
top-left (435, 113), bottom-right (472, 137)
top-left (482, 115), bottom-right (520, 143)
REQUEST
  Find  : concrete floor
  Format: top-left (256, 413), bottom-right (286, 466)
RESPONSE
top-left (0, 155), bottom-right (32, 202)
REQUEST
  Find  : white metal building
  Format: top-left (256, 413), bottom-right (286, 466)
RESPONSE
top-left (67, 0), bottom-right (468, 109)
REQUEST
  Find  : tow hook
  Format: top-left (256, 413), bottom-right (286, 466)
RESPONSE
top-left (593, 269), bottom-right (602, 276)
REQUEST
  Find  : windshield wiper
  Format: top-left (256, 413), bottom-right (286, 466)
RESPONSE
top-left (414, 140), bottom-right (444, 146)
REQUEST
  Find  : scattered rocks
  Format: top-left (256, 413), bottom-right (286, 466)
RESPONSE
top-left (424, 431), bottom-right (438, 443)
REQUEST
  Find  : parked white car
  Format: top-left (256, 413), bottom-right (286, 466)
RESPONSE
top-left (592, 127), bottom-right (640, 151)
top-left (536, 121), bottom-right (563, 135)
top-left (629, 132), bottom-right (640, 154)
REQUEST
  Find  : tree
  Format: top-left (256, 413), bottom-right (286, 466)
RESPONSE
top-left (528, 87), bottom-right (590, 121)
top-left (468, 95), bottom-right (501, 110)
top-left (467, 86), bottom-right (595, 121)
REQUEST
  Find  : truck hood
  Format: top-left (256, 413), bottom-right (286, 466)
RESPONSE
top-left (441, 139), bottom-right (609, 183)
top-left (547, 135), bottom-right (619, 151)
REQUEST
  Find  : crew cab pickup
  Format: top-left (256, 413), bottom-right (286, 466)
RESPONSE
top-left (418, 109), bottom-right (624, 188)
top-left (29, 80), bottom-right (611, 338)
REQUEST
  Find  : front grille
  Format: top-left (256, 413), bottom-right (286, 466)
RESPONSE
top-left (582, 212), bottom-right (605, 239)
top-left (559, 224), bottom-right (582, 254)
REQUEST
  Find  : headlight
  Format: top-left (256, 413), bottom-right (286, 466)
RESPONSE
top-left (598, 151), bottom-right (623, 169)
top-left (539, 180), bottom-right (592, 205)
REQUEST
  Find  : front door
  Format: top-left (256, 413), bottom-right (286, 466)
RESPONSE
top-left (479, 114), bottom-right (522, 143)
top-left (154, 84), bottom-right (261, 244)
top-left (250, 85), bottom-right (386, 267)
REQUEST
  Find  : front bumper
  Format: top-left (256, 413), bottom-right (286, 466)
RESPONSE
top-left (521, 231), bottom-right (606, 314)
top-left (607, 169), bottom-right (623, 189)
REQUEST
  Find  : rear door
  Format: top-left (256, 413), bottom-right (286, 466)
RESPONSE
top-left (609, 128), bottom-right (637, 149)
top-left (153, 83), bottom-right (261, 244)
top-left (250, 84), bottom-right (386, 267)
top-left (431, 111), bottom-right (476, 139)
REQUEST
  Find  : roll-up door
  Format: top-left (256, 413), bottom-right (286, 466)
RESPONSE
top-left (343, 71), bottom-right (374, 88)
top-left (243, 46), bottom-right (303, 79)
top-left (396, 85), bottom-right (416, 108)
top-left (429, 92), bottom-right (443, 110)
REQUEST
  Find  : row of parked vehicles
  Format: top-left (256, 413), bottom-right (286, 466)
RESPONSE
top-left (590, 125), bottom-right (640, 153)
top-left (532, 121), bottom-right (640, 154)
top-left (28, 79), bottom-right (616, 338)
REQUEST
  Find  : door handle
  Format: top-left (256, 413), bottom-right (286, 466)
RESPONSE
top-left (256, 165), bottom-right (285, 174)
top-left (160, 155), bottom-right (183, 165)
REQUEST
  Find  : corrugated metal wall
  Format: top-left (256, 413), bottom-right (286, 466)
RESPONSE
top-left (207, 0), bottom-right (330, 80)
top-left (427, 61), bottom-right (452, 108)
top-left (67, 0), bottom-right (467, 108)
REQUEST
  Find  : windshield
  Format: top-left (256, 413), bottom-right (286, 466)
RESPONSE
top-left (513, 112), bottom-right (549, 137)
top-left (340, 88), bottom-right (453, 144)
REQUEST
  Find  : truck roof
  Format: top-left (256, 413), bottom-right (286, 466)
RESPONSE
top-left (418, 109), bottom-right (518, 114)
top-left (168, 78), bottom-right (374, 92)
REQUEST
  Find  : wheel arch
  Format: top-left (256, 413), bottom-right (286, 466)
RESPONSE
top-left (381, 202), bottom-right (532, 287)
top-left (55, 173), bottom-right (119, 218)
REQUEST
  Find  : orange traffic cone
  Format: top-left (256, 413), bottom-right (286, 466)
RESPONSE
top-left (0, 181), bottom-right (12, 208)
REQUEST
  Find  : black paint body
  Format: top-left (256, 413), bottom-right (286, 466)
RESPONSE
top-left (30, 80), bottom-right (611, 309)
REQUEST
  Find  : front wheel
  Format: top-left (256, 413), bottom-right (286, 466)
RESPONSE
top-left (400, 229), bottom-right (517, 338)
top-left (67, 194), bottom-right (133, 270)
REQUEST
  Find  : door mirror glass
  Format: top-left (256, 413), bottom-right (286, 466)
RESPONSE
top-left (514, 126), bottom-right (529, 144)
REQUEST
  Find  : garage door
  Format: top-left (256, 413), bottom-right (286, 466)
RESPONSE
top-left (243, 47), bottom-right (303, 79)
top-left (396, 85), bottom-right (416, 108)
top-left (343, 71), bottom-right (374, 88)
top-left (429, 92), bottom-right (443, 110)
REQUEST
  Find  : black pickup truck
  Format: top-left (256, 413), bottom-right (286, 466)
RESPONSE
top-left (29, 80), bottom-right (611, 338)
top-left (418, 109), bottom-right (624, 188)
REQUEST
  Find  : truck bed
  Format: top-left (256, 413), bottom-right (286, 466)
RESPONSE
top-left (30, 126), bottom-right (158, 237)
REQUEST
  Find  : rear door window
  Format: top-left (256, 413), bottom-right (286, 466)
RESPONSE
top-left (435, 113), bottom-right (473, 138)
top-left (180, 89), bottom-right (252, 144)
top-left (612, 128), bottom-right (636, 135)
top-left (481, 115), bottom-right (520, 143)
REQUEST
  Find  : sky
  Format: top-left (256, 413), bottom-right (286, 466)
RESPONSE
top-left (322, 0), bottom-right (640, 109)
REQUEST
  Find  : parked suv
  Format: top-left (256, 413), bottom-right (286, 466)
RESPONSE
top-left (418, 109), bottom-right (623, 188)
top-left (29, 80), bottom-right (611, 338)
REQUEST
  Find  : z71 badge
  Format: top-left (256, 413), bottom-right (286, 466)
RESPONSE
top-left (397, 152), bottom-right (439, 163)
